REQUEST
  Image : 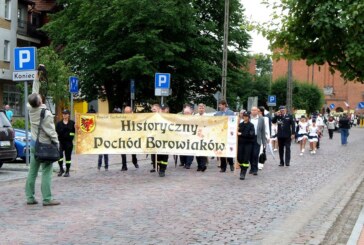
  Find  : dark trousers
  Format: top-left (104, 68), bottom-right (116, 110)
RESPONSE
top-left (121, 154), bottom-right (137, 165)
top-left (238, 142), bottom-right (253, 165)
top-left (180, 155), bottom-right (194, 167)
top-left (58, 141), bottom-right (73, 172)
top-left (278, 137), bottom-right (291, 166)
top-left (328, 129), bottom-right (334, 139)
top-left (98, 154), bottom-right (109, 169)
top-left (220, 157), bottom-right (233, 171)
top-left (196, 156), bottom-right (207, 170)
top-left (249, 141), bottom-right (260, 173)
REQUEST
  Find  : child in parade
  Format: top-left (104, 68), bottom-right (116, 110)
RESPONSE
top-left (297, 115), bottom-right (309, 156)
top-left (270, 123), bottom-right (278, 152)
top-left (308, 119), bottom-right (320, 154)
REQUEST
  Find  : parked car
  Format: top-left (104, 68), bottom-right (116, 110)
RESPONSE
top-left (14, 128), bottom-right (31, 162)
top-left (0, 110), bottom-right (17, 168)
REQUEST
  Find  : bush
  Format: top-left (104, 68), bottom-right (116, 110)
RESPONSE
top-left (12, 119), bottom-right (25, 129)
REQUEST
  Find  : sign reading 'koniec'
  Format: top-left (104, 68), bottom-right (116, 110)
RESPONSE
top-left (76, 113), bottom-right (238, 157)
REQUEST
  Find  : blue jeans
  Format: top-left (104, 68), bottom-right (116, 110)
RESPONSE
top-left (340, 128), bottom-right (349, 145)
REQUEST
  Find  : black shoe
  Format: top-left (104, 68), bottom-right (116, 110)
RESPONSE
top-left (249, 170), bottom-right (253, 174)
top-left (134, 163), bottom-right (139, 168)
top-left (219, 169), bottom-right (226, 172)
top-left (240, 175), bottom-right (245, 180)
top-left (27, 199), bottom-right (38, 205)
top-left (285, 164), bottom-right (290, 166)
top-left (150, 169), bottom-right (156, 173)
top-left (57, 170), bottom-right (64, 177)
top-left (279, 164), bottom-right (284, 167)
top-left (197, 168), bottom-right (201, 171)
top-left (230, 165), bottom-right (234, 171)
top-left (253, 172), bottom-right (258, 176)
top-left (201, 166), bottom-right (207, 172)
top-left (63, 172), bottom-right (70, 177)
top-left (185, 165), bottom-right (190, 169)
top-left (43, 200), bottom-right (61, 206)
top-left (159, 171), bottom-right (165, 177)
top-left (121, 167), bottom-right (128, 171)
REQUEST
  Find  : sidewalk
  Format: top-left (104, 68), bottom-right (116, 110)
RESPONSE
top-left (348, 206), bottom-right (364, 245)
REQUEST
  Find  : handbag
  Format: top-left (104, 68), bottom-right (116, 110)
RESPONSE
top-left (258, 147), bottom-right (267, 164)
top-left (34, 109), bottom-right (59, 162)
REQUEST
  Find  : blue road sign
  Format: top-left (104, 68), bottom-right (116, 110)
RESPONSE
top-left (14, 47), bottom-right (36, 71)
top-left (330, 103), bottom-right (335, 109)
top-left (155, 73), bottom-right (171, 89)
top-left (69, 76), bottom-right (79, 93)
top-left (131, 79), bottom-right (135, 93)
top-left (268, 95), bottom-right (276, 104)
top-left (358, 102), bottom-right (364, 109)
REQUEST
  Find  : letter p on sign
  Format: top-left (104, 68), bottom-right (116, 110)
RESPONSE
top-left (19, 50), bottom-right (30, 68)
top-left (155, 73), bottom-right (171, 89)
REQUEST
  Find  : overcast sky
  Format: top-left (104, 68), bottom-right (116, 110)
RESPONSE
top-left (239, 0), bottom-right (273, 54)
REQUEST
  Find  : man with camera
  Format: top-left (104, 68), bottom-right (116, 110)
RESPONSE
top-left (25, 65), bottom-right (61, 206)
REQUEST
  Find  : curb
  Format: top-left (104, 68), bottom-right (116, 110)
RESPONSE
top-left (347, 206), bottom-right (364, 245)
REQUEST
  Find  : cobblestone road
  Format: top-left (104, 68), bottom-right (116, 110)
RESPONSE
top-left (0, 128), bottom-right (364, 245)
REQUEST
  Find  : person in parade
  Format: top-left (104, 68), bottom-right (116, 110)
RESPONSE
top-left (270, 123), bottom-right (278, 152)
top-left (180, 106), bottom-right (195, 169)
top-left (308, 119), bottom-right (320, 154)
top-left (272, 105), bottom-right (296, 167)
top-left (120, 106), bottom-right (139, 171)
top-left (249, 107), bottom-right (266, 175)
top-left (326, 116), bottom-right (336, 140)
top-left (237, 111), bottom-right (255, 180)
top-left (194, 103), bottom-right (208, 172)
top-left (56, 109), bottom-right (76, 177)
top-left (339, 113), bottom-right (351, 145)
top-left (214, 100), bottom-right (235, 172)
top-left (297, 115), bottom-right (309, 156)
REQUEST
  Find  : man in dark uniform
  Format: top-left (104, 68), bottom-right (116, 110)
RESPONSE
top-left (149, 104), bottom-right (169, 177)
top-left (56, 109), bottom-right (75, 177)
top-left (272, 105), bottom-right (296, 167)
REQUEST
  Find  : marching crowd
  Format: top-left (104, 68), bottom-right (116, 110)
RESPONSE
top-left (24, 66), bottom-right (356, 206)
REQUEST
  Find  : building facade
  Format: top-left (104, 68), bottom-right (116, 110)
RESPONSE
top-left (273, 59), bottom-right (364, 114)
top-left (0, 0), bottom-right (56, 117)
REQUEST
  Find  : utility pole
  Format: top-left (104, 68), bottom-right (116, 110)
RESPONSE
top-left (221, 0), bottom-right (229, 101)
top-left (287, 60), bottom-right (293, 114)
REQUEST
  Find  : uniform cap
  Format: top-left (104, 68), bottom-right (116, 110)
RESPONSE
top-left (279, 105), bottom-right (286, 110)
top-left (62, 109), bottom-right (70, 114)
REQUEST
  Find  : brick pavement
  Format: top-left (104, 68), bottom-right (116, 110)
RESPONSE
top-left (0, 128), bottom-right (364, 244)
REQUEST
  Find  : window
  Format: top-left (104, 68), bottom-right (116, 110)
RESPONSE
top-left (4, 40), bottom-right (10, 61)
top-left (5, 0), bottom-right (11, 19)
top-left (3, 84), bottom-right (23, 117)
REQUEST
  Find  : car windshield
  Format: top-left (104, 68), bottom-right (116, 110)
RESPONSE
top-left (0, 111), bottom-right (12, 127)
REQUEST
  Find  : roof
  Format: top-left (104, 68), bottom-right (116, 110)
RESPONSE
top-left (33, 0), bottom-right (57, 12)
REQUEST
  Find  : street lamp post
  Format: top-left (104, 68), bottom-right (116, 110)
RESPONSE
top-left (221, 0), bottom-right (230, 101)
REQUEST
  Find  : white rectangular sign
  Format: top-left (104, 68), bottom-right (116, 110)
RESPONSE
top-left (12, 71), bottom-right (37, 81)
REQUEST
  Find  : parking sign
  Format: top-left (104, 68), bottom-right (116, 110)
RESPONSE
top-left (267, 95), bottom-right (276, 106)
top-left (13, 47), bottom-right (37, 81)
top-left (155, 73), bottom-right (171, 96)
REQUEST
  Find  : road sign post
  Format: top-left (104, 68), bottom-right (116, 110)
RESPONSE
top-left (69, 76), bottom-right (79, 120)
top-left (13, 47), bottom-right (37, 166)
top-left (155, 73), bottom-right (171, 105)
top-left (130, 79), bottom-right (135, 110)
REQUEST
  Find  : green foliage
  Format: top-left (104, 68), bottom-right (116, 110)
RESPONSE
top-left (271, 77), bottom-right (324, 114)
top-left (262, 0), bottom-right (364, 83)
top-left (12, 119), bottom-right (25, 129)
top-left (43, 0), bottom-right (251, 112)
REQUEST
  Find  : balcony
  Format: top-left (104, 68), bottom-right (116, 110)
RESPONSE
top-left (17, 19), bottom-right (45, 39)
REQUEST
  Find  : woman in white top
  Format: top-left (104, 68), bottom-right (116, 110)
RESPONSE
top-left (326, 116), bottom-right (336, 139)
top-left (297, 116), bottom-right (309, 155)
top-left (308, 119), bottom-right (320, 154)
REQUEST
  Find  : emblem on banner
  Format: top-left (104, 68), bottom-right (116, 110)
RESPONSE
top-left (80, 115), bottom-right (96, 133)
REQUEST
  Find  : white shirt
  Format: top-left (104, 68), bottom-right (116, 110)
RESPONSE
top-left (250, 115), bottom-right (259, 135)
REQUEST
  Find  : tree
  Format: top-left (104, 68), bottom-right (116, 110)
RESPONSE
top-left (262, 0), bottom-right (364, 83)
top-left (43, 0), bottom-right (251, 112)
top-left (271, 77), bottom-right (324, 114)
